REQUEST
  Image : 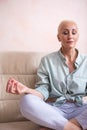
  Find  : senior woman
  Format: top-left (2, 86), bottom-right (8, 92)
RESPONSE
top-left (6, 20), bottom-right (87, 130)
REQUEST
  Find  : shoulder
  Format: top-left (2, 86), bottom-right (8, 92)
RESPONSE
top-left (76, 49), bottom-right (87, 61)
top-left (78, 53), bottom-right (87, 65)
top-left (80, 53), bottom-right (87, 60)
top-left (39, 51), bottom-right (59, 66)
top-left (42, 51), bottom-right (59, 61)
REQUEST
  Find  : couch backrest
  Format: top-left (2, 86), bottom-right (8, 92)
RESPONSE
top-left (0, 52), bottom-right (48, 123)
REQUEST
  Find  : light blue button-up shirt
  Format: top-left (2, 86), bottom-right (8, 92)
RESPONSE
top-left (35, 49), bottom-right (87, 106)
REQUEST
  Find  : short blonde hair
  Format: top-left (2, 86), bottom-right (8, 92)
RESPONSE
top-left (58, 20), bottom-right (78, 34)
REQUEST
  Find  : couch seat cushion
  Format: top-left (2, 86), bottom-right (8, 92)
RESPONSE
top-left (0, 121), bottom-right (39, 130)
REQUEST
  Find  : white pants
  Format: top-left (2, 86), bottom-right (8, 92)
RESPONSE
top-left (20, 94), bottom-right (87, 130)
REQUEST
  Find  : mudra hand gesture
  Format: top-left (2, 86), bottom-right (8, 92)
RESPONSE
top-left (6, 78), bottom-right (29, 95)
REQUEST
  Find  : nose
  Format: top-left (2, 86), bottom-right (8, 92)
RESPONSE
top-left (68, 32), bottom-right (73, 39)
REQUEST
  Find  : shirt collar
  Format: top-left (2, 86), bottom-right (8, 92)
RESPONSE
top-left (58, 48), bottom-right (82, 68)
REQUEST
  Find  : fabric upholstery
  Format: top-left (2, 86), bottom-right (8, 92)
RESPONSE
top-left (0, 51), bottom-right (48, 129)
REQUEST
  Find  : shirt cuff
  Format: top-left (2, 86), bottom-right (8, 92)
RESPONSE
top-left (35, 86), bottom-right (49, 100)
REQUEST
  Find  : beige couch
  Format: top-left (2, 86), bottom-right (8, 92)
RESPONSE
top-left (0, 51), bottom-right (48, 130)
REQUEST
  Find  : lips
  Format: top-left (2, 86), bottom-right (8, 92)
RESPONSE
top-left (67, 40), bottom-right (74, 43)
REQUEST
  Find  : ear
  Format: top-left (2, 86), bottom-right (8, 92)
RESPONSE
top-left (57, 34), bottom-right (61, 42)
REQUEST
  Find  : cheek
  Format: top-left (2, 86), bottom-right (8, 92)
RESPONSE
top-left (61, 37), bottom-right (67, 42)
top-left (75, 34), bottom-right (79, 41)
top-left (75, 37), bottom-right (79, 42)
top-left (58, 35), bottom-right (67, 42)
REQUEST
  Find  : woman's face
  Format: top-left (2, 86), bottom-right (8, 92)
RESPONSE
top-left (58, 22), bottom-right (79, 50)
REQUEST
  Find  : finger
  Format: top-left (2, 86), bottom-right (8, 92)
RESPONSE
top-left (14, 82), bottom-right (21, 94)
top-left (9, 81), bottom-right (19, 94)
top-left (6, 79), bottom-right (12, 92)
top-left (6, 78), bottom-right (15, 93)
top-left (9, 83), bottom-right (15, 94)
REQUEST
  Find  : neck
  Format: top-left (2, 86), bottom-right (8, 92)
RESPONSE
top-left (61, 47), bottom-right (77, 62)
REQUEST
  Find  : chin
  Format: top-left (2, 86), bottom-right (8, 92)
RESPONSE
top-left (66, 46), bottom-right (75, 49)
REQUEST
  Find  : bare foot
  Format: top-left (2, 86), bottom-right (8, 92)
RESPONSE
top-left (64, 120), bottom-right (82, 130)
top-left (70, 118), bottom-right (82, 129)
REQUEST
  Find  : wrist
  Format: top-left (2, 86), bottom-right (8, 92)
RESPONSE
top-left (24, 87), bottom-right (30, 94)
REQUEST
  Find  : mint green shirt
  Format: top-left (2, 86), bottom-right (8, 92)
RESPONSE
top-left (35, 49), bottom-right (87, 106)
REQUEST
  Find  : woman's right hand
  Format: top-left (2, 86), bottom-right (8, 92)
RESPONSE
top-left (82, 96), bottom-right (87, 104)
top-left (6, 78), bottom-right (29, 95)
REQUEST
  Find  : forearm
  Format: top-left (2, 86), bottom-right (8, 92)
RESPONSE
top-left (6, 78), bottom-right (44, 100)
top-left (25, 87), bottom-right (44, 100)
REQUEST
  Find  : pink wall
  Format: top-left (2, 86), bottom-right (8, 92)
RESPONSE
top-left (0, 0), bottom-right (87, 53)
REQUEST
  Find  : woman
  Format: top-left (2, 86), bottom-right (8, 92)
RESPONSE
top-left (6, 20), bottom-right (87, 130)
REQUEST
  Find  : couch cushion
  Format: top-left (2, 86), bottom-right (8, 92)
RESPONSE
top-left (0, 121), bottom-right (39, 130)
top-left (0, 52), bottom-right (48, 123)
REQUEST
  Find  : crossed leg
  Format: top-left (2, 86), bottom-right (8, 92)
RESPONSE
top-left (6, 78), bottom-right (86, 130)
top-left (20, 94), bottom-right (85, 130)
top-left (39, 121), bottom-right (82, 130)
top-left (39, 119), bottom-right (82, 130)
